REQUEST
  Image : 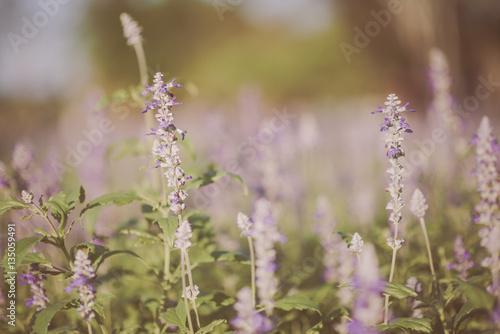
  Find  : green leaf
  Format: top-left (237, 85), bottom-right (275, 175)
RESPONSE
top-left (211, 250), bottom-right (249, 263)
top-left (46, 195), bottom-right (68, 227)
top-left (65, 186), bottom-right (85, 214)
top-left (162, 299), bottom-right (188, 330)
top-left (453, 301), bottom-right (478, 331)
top-left (93, 293), bottom-right (115, 319)
top-left (34, 228), bottom-right (52, 237)
top-left (274, 294), bottom-right (321, 315)
top-left (1, 236), bottom-right (43, 270)
top-left (94, 250), bottom-right (142, 271)
top-left (0, 197), bottom-right (30, 215)
top-left (197, 292), bottom-right (235, 307)
top-left (30, 301), bottom-right (69, 334)
top-left (155, 217), bottom-right (178, 248)
top-left (21, 213), bottom-right (38, 220)
top-left (187, 169), bottom-right (248, 196)
top-left (20, 253), bottom-right (50, 266)
top-left (454, 278), bottom-right (495, 310)
top-left (198, 319), bottom-right (226, 333)
top-left (377, 317), bottom-right (432, 333)
top-left (384, 282), bottom-right (418, 299)
top-left (84, 192), bottom-right (141, 209)
top-left (80, 192), bottom-right (141, 234)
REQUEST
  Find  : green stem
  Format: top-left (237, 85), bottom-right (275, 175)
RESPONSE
top-left (384, 223), bottom-right (400, 325)
top-left (247, 236), bottom-right (256, 308)
top-left (181, 251), bottom-right (195, 334)
top-left (419, 217), bottom-right (437, 287)
top-left (184, 251), bottom-right (201, 329)
top-left (87, 322), bottom-right (93, 334)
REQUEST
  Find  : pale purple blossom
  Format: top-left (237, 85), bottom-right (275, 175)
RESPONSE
top-left (349, 244), bottom-right (384, 334)
top-left (231, 287), bottom-right (273, 334)
top-left (251, 198), bottom-right (286, 315)
top-left (410, 188), bottom-right (428, 219)
top-left (313, 196), bottom-right (355, 305)
top-left (64, 250), bottom-right (96, 322)
top-left (120, 13), bottom-right (143, 46)
top-left (405, 277), bottom-right (423, 318)
top-left (446, 236), bottom-right (474, 280)
top-left (471, 116), bottom-right (500, 291)
top-left (182, 285), bottom-right (200, 301)
top-left (237, 212), bottom-right (252, 237)
top-left (174, 219), bottom-right (193, 251)
top-left (373, 94), bottom-right (414, 251)
top-left (21, 190), bottom-right (33, 204)
top-left (142, 72), bottom-right (191, 214)
top-left (349, 233), bottom-right (364, 255)
top-left (18, 264), bottom-right (50, 311)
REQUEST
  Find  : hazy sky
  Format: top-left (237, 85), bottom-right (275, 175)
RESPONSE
top-left (0, 0), bottom-right (334, 100)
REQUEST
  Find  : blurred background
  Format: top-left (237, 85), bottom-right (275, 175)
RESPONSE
top-left (1, 0), bottom-right (500, 238)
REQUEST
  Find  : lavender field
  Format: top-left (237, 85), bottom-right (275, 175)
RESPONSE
top-left (1, 1), bottom-right (500, 333)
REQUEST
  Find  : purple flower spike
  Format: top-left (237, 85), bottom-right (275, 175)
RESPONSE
top-left (18, 264), bottom-right (50, 311)
top-left (65, 250), bottom-right (97, 322)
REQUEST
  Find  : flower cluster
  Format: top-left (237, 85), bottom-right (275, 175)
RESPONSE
top-left (372, 94), bottom-right (414, 250)
top-left (64, 249), bottom-right (97, 322)
top-left (120, 13), bottom-right (143, 46)
top-left (349, 233), bottom-right (364, 255)
top-left (174, 219), bottom-right (193, 251)
top-left (21, 190), bottom-right (33, 204)
top-left (237, 212), bottom-right (252, 237)
top-left (251, 198), bottom-right (286, 316)
top-left (349, 244), bottom-right (384, 333)
top-left (471, 116), bottom-right (500, 284)
top-left (232, 287), bottom-right (274, 334)
top-left (142, 72), bottom-right (190, 214)
top-left (410, 188), bottom-right (428, 219)
top-left (446, 236), bottom-right (474, 280)
top-left (182, 285), bottom-right (200, 301)
top-left (428, 48), bottom-right (457, 131)
top-left (18, 264), bottom-right (50, 311)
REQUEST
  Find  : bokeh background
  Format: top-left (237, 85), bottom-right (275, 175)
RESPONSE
top-left (1, 0), bottom-right (500, 236)
top-left (1, 0), bottom-right (500, 331)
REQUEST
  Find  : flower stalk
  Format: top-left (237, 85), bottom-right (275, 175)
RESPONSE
top-left (372, 94), bottom-right (414, 324)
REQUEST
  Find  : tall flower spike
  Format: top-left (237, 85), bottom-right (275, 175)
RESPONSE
top-left (237, 212), bottom-right (252, 237)
top-left (372, 94), bottom-right (414, 248)
top-left (142, 72), bottom-right (190, 214)
top-left (410, 188), bottom-right (428, 219)
top-left (471, 116), bottom-right (500, 293)
top-left (18, 264), bottom-right (50, 311)
top-left (64, 250), bottom-right (97, 322)
top-left (120, 13), bottom-right (143, 46)
top-left (373, 94), bottom-right (414, 324)
top-left (349, 244), bottom-right (384, 334)
top-left (252, 198), bottom-right (286, 316)
top-left (349, 233), bottom-right (364, 255)
top-left (446, 236), bottom-right (474, 280)
top-left (232, 287), bottom-right (274, 334)
top-left (174, 219), bottom-right (193, 251)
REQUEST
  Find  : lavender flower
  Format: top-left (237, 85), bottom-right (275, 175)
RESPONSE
top-left (18, 264), bottom-right (50, 311)
top-left (349, 244), bottom-right (384, 333)
top-left (446, 236), bottom-right (474, 280)
top-left (182, 285), bottom-right (200, 302)
top-left (471, 116), bottom-right (500, 292)
top-left (252, 198), bottom-right (286, 316)
top-left (120, 13), bottom-right (143, 46)
top-left (21, 190), bottom-right (33, 204)
top-left (174, 219), bottom-right (193, 251)
top-left (0, 161), bottom-right (11, 189)
top-left (372, 94), bottom-right (414, 250)
top-left (65, 249), bottom-right (96, 322)
top-left (11, 142), bottom-right (35, 189)
top-left (143, 72), bottom-right (190, 214)
top-left (405, 277), bottom-right (423, 318)
top-left (410, 188), bottom-right (428, 219)
top-left (232, 287), bottom-right (274, 334)
top-left (313, 196), bottom-right (355, 305)
top-left (237, 212), bottom-right (252, 237)
top-left (349, 233), bottom-right (364, 255)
